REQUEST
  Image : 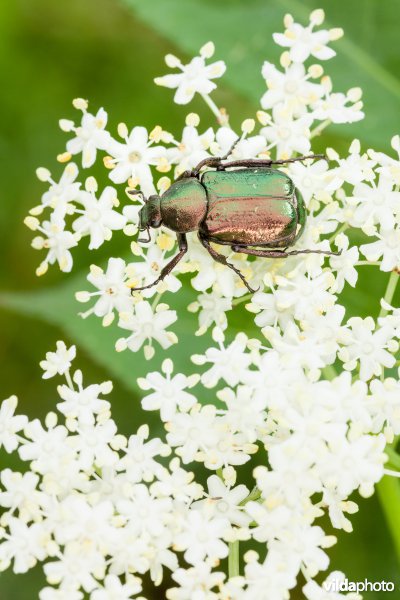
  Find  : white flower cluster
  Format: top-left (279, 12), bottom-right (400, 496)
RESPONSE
top-left (24, 11), bottom-right (400, 359)
top-left (1, 313), bottom-right (399, 599)
top-left (11, 7), bottom-right (400, 598)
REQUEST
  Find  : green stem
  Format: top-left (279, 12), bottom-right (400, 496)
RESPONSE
top-left (228, 540), bottom-right (240, 578)
top-left (201, 93), bottom-right (226, 124)
top-left (356, 261), bottom-right (381, 266)
top-left (328, 223), bottom-right (348, 243)
top-left (386, 445), bottom-right (400, 471)
top-left (310, 119), bottom-right (331, 139)
top-left (379, 271), bottom-right (399, 318)
top-left (232, 293), bottom-right (253, 307)
top-left (376, 271), bottom-right (400, 563)
top-left (239, 486), bottom-right (261, 505)
top-left (322, 365), bottom-right (338, 381)
top-left (376, 476), bottom-right (400, 565)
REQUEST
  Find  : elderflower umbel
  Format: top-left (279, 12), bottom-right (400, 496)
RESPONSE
top-left (13, 6), bottom-right (400, 598)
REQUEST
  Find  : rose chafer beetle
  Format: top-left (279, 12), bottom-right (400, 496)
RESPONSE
top-left (130, 147), bottom-right (339, 293)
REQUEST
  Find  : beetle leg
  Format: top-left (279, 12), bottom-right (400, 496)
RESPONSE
top-left (231, 246), bottom-right (289, 258)
top-left (191, 138), bottom-right (242, 176)
top-left (131, 233), bottom-right (188, 293)
top-left (231, 245), bottom-right (341, 258)
top-left (199, 235), bottom-right (258, 293)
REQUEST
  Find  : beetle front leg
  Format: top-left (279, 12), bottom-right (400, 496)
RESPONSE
top-left (199, 235), bottom-right (258, 293)
top-left (131, 233), bottom-right (188, 293)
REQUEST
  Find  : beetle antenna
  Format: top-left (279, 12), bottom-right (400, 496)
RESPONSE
top-left (138, 227), bottom-right (151, 243)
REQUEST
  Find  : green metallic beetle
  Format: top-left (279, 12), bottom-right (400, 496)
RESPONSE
top-left (130, 149), bottom-right (338, 293)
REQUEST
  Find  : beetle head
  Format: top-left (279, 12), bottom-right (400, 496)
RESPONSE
top-left (138, 195), bottom-right (162, 242)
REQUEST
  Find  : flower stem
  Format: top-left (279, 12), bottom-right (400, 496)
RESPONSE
top-left (232, 293), bottom-right (253, 307)
top-left (240, 486), bottom-right (261, 505)
top-left (201, 93), bottom-right (226, 124)
top-left (310, 119), bottom-right (331, 139)
top-left (328, 223), bottom-right (348, 243)
top-left (379, 271), bottom-right (399, 318)
top-left (376, 271), bottom-right (400, 563)
top-left (376, 476), bottom-right (400, 564)
top-left (322, 365), bottom-right (338, 380)
top-left (228, 540), bottom-right (240, 578)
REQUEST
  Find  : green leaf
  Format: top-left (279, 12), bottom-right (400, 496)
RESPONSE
top-left (123, 0), bottom-right (400, 149)
top-left (0, 268), bottom-right (261, 396)
top-left (0, 272), bottom-right (212, 394)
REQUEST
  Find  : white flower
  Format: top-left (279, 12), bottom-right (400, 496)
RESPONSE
top-left (187, 235), bottom-right (247, 297)
top-left (57, 375), bottom-right (112, 425)
top-left (312, 90), bottom-right (364, 124)
top-left (168, 563), bottom-right (225, 600)
top-left (43, 543), bottom-right (105, 593)
top-left (105, 126), bottom-right (165, 196)
top-left (350, 176), bottom-right (399, 234)
top-left (18, 417), bottom-right (72, 474)
top-left (0, 470), bottom-right (43, 522)
top-left (319, 432), bottom-right (386, 497)
top-left (138, 359), bottom-right (198, 421)
top-left (61, 105), bottom-right (110, 168)
top-left (167, 124), bottom-right (213, 174)
top-left (90, 574), bottom-right (142, 600)
top-left (118, 426), bottom-right (167, 482)
top-left (174, 507), bottom-right (229, 565)
top-left (0, 518), bottom-right (49, 573)
top-left (213, 126), bottom-right (266, 159)
top-left (40, 341), bottom-right (76, 379)
top-left (360, 226), bottom-right (400, 272)
top-left (0, 396), bottom-right (28, 453)
top-left (155, 42), bottom-right (226, 105)
top-left (303, 570), bottom-right (361, 599)
top-left (72, 420), bottom-right (118, 470)
top-left (273, 11), bottom-right (343, 63)
top-left (242, 550), bottom-right (298, 600)
top-left (38, 163), bottom-right (82, 220)
top-left (329, 234), bottom-right (359, 293)
top-left (369, 378), bottom-right (400, 435)
top-left (326, 140), bottom-right (376, 189)
top-left (166, 405), bottom-right (219, 465)
top-left (192, 332), bottom-right (251, 388)
top-left (193, 475), bottom-right (250, 527)
top-left (189, 291), bottom-right (232, 334)
top-left (127, 244), bottom-right (182, 297)
top-left (32, 216), bottom-right (79, 273)
top-left (261, 108), bottom-right (312, 158)
top-left (339, 316), bottom-right (396, 380)
top-left (263, 308), bottom-right (345, 377)
top-left (77, 259), bottom-right (132, 324)
top-left (116, 483), bottom-right (173, 537)
top-left (288, 158), bottom-right (330, 206)
top-left (73, 186), bottom-right (126, 249)
top-left (261, 61), bottom-right (324, 114)
top-left (116, 301), bottom-right (177, 358)
top-left (151, 457), bottom-right (202, 503)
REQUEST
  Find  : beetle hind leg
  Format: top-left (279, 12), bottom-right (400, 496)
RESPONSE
top-left (231, 245), bottom-right (341, 258)
top-left (199, 235), bottom-right (258, 293)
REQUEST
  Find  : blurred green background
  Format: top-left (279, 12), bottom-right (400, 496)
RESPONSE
top-left (0, 0), bottom-right (399, 597)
